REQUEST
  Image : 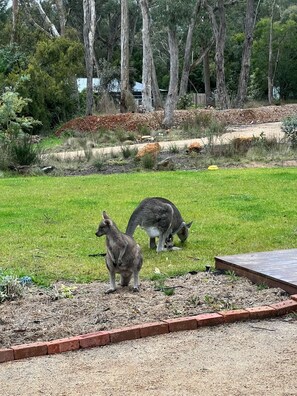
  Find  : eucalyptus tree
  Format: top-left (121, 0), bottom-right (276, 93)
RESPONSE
top-left (19, 0), bottom-right (61, 37)
top-left (11, 0), bottom-right (19, 43)
top-left (235, 0), bottom-right (260, 108)
top-left (120, 0), bottom-right (130, 112)
top-left (251, 2), bottom-right (297, 100)
top-left (161, 1), bottom-right (180, 127)
top-left (205, 0), bottom-right (233, 109)
top-left (0, 0), bottom-right (9, 45)
top-left (268, 0), bottom-right (277, 104)
top-left (83, 0), bottom-right (96, 115)
top-left (139, 0), bottom-right (153, 111)
top-left (152, 0), bottom-right (203, 127)
top-left (178, 0), bottom-right (203, 99)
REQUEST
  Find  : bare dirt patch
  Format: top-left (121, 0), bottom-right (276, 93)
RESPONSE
top-left (0, 270), bottom-right (289, 349)
top-left (46, 105), bottom-right (297, 177)
top-left (55, 104), bottom-right (297, 134)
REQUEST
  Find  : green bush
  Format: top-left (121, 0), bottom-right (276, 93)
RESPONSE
top-left (121, 145), bottom-right (138, 158)
top-left (181, 112), bottom-right (214, 138)
top-left (0, 272), bottom-right (24, 303)
top-left (177, 94), bottom-right (193, 110)
top-left (0, 90), bottom-right (41, 170)
top-left (168, 143), bottom-right (179, 153)
top-left (18, 37), bottom-right (84, 132)
top-left (141, 153), bottom-right (156, 169)
top-left (10, 135), bottom-right (39, 166)
top-left (281, 116), bottom-right (297, 148)
top-left (92, 154), bottom-right (107, 170)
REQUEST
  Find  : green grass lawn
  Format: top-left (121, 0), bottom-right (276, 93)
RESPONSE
top-left (0, 168), bottom-right (296, 286)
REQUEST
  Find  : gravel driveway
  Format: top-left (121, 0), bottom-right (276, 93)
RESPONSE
top-left (1, 317), bottom-right (296, 395)
top-left (48, 121), bottom-right (284, 160)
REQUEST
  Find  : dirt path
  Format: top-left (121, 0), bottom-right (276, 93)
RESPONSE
top-left (48, 121), bottom-right (284, 160)
top-left (1, 317), bottom-right (296, 395)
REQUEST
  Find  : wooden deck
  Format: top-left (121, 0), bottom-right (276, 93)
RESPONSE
top-left (215, 249), bottom-right (297, 295)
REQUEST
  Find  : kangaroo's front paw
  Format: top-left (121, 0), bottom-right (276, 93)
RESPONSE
top-left (132, 287), bottom-right (139, 293)
top-left (105, 288), bottom-right (116, 294)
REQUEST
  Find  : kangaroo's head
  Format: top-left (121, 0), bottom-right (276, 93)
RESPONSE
top-left (177, 221), bottom-right (193, 243)
top-left (95, 211), bottom-right (113, 237)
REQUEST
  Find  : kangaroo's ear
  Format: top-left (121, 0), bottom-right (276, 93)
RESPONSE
top-left (102, 211), bottom-right (109, 220)
top-left (186, 221), bottom-right (193, 229)
top-left (102, 212), bottom-right (113, 226)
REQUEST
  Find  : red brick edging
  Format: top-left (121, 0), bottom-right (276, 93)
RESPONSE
top-left (1, 296), bottom-right (297, 364)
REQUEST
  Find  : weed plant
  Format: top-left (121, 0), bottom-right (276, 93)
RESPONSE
top-left (281, 116), bottom-right (297, 148)
top-left (1, 136), bottom-right (40, 169)
top-left (0, 270), bottom-right (24, 302)
top-left (141, 153), bottom-right (156, 169)
top-left (92, 154), bottom-right (107, 170)
top-left (168, 143), bottom-right (180, 154)
top-left (121, 145), bottom-right (138, 159)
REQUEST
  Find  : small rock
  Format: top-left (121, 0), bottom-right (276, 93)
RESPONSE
top-left (42, 166), bottom-right (55, 173)
top-left (136, 142), bottom-right (161, 159)
top-left (141, 135), bottom-right (155, 142)
top-left (156, 157), bottom-right (175, 171)
top-left (186, 141), bottom-right (203, 154)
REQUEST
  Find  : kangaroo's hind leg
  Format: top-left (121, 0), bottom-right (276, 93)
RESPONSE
top-left (156, 229), bottom-right (172, 252)
top-left (149, 237), bottom-right (157, 249)
top-left (105, 263), bottom-right (117, 294)
top-left (132, 254), bottom-right (142, 292)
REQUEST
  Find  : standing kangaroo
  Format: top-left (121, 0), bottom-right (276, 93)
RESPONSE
top-left (95, 211), bottom-right (143, 293)
top-left (126, 197), bottom-right (192, 253)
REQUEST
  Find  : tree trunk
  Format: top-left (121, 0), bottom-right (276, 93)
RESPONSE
top-left (163, 26), bottom-right (179, 128)
top-left (120, 0), bottom-right (130, 113)
top-left (10, 0), bottom-right (19, 44)
top-left (268, 0), bottom-right (276, 105)
top-left (203, 49), bottom-right (212, 106)
top-left (140, 0), bottom-right (153, 112)
top-left (31, 0), bottom-right (60, 37)
top-left (179, 0), bottom-right (202, 99)
top-left (83, 0), bottom-right (96, 115)
top-left (152, 58), bottom-right (163, 109)
top-left (206, 0), bottom-right (229, 109)
top-left (236, 0), bottom-right (259, 108)
top-left (55, 0), bottom-right (66, 36)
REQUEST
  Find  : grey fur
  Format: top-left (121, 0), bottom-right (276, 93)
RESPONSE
top-left (96, 211), bottom-right (143, 293)
top-left (126, 197), bottom-right (192, 252)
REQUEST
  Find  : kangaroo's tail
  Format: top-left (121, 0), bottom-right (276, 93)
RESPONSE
top-left (126, 209), bottom-right (141, 236)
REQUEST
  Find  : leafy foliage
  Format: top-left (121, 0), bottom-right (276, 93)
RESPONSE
top-left (251, 11), bottom-right (297, 100)
top-left (282, 115), bottom-right (297, 148)
top-left (0, 270), bottom-right (24, 303)
top-left (0, 90), bottom-right (39, 137)
top-left (18, 37), bottom-right (84, 131)
top-left (0, 90), bottom-right (41, 169)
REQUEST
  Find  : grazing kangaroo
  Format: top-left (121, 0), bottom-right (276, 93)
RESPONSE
top-left (126, 197), bottom-right (193, 253)
top-left (95, 211), bottom-right (143, 293)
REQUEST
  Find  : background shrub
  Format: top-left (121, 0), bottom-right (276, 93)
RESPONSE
top-left (282, 116), bottom-right (297, 148)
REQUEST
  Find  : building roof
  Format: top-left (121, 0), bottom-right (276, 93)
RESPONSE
top-left (77, 78), bottom-right (143, 93)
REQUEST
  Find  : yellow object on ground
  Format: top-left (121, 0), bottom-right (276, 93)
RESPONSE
top-left (208, 165), bottom-right (219, 171)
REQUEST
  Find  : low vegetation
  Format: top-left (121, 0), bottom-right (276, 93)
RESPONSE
top-left (281, 115), bottom-right (297, 148)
